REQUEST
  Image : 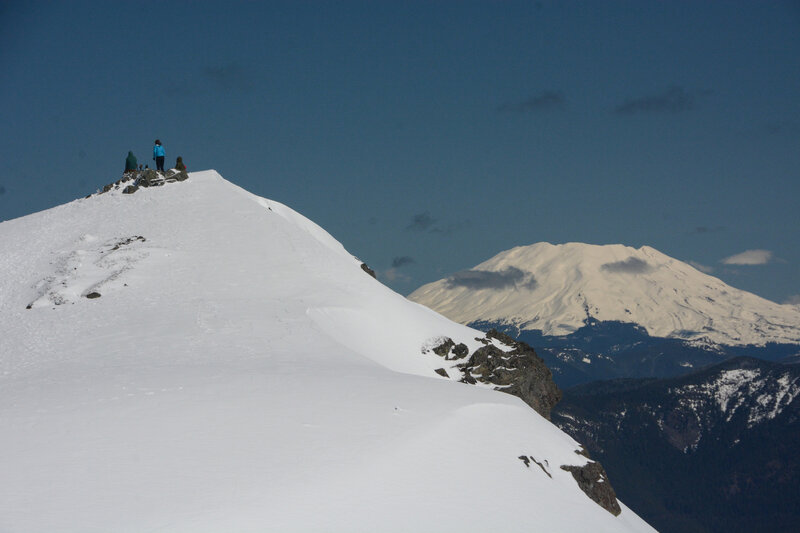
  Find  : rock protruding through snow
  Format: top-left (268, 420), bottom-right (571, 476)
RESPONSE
top-left (427, 329), bottom-right (624, 516)
top-left (562, 461), bottom-right (622, 516)
top-left (97, 168), bottom-right (190, 196)
top-left (430, 329), bottom-right (562, 420)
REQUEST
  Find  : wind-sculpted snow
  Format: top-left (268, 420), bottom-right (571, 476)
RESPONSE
top-left (0, 171), bottom-right (653, 532)
top-left (26, 234), bottom-right (150, 308)
top-left (409, 241), bottom-right (800, 347)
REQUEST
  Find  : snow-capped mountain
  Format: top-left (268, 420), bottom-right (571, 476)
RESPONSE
top-left (409, 242), bottom-right (800, 347)
top-left (0, 172), bottom-right (654, 532)
top-left (552, 357), bottom-right (800, 533)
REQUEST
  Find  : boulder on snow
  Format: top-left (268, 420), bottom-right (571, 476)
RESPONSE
top-left (138, 169), bottom-right (161, 187)
top-left (98, 175), bottom-right (136, 195)
top-left (434, 368), bottom-right (449, 378)
top-left (165, 169), bottom-right (189, 182)
top-left (360, 263), bottom-right (376, 279)
top-left (561, 461), bottom-right (622, 516)
top-left (431, 338), bottom-right (469, 360)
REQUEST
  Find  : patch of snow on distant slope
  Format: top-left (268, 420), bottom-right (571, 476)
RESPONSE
top-left (673, 367), bottom-right (800, 429)
top-left (749, 373), bottom-right (800, 426)
top-left (712, 369), bottom-right (762, 415)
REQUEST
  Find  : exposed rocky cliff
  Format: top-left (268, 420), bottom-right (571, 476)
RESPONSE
top-left (427, 329), bottom-right (624, 516)
top-left (427, 329), bottom-right (561, 419)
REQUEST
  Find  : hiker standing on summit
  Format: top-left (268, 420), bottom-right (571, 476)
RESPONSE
top-left (124, 151), bottom-right (137, 174)
top-left (153, 139), bottom-right (165, 172)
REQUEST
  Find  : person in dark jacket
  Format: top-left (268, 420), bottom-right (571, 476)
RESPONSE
top-left (153, 139), bottom-right (165, 171)
top-left (124, 151), bottom-right (137, 174)
top-left (174, 156), bottom-right (186, 171)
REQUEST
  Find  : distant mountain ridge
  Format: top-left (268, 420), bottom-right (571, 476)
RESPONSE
top-left (468, 317), bottom-right (800, 388)
top-left (409, 242), bottom-right (800, 347)
top-left (552, 356), bottom-right (800, 533)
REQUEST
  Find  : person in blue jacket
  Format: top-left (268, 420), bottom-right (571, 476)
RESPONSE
top-left (153, 139), bottom-right (166, 171)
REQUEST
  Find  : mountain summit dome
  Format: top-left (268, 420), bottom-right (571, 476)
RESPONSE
top-left (409, 241), bottom-right (800, 347)
top-left (0, 172), bottom-right (654, 532)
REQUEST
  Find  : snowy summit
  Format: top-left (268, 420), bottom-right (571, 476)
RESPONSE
top-left (409, 242), bottom-right (800, 347)
top-left (0, 171), bottom-right (654, 532)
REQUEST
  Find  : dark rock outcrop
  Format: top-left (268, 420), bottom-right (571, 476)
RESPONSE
top-left (111, 236), bottom-right (146, 250)
top-left (561, 461), bottom-right (621, 516)
top-left (138, 169), bottom-right (161, 187)
top-left (360, 263), bottom-right (376, 279)
top-left (456, 329), bottom-right (562, 420)
top-left (519, 455), bottom-right (553, 478)
top-left (97, 169), bottom-right (190, 196)
top-left (431, 338), bottom-right (469, 360)
top-left (170, 169), bottom-right (189, 182)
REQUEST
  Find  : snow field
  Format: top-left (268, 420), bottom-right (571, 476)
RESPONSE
top-left (0, 171), bottom-right (654, 532)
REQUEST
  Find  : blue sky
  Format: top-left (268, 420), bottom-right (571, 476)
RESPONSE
top-left (2, 1), bottom-right (799, 303)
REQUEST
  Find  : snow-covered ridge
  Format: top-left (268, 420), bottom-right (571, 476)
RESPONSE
top-left (0, 171), bottom-right (653, 532)
top-left (409, 242), bottom-right (800, 346)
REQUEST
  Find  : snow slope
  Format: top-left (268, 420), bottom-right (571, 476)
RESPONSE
top-left (409, 242), bottom-right (800, 346)
top-left (0, 172), bottom-right (654, 532)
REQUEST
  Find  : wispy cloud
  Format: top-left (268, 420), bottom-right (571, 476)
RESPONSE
top-left (163, 63), bottom-right (254, 97)
top-left (429, 220), bottom-right (471, 236)
top-left (391, 256), bottom-right (415, 268)
top-left (690, 226), bottom-right (725, 235)
top-left (406, 212), bottom-right (436, 232)
top-left (688, 260), bottom-right (714, 274)
top-left (498, 91), bottom-right (565, 114)
top-left (600, 257), bottom-right (654, 274)
top-left (614, 86), bottom-right (701, 115)
top-left (405, 212), bottom-right (469, 235)
top-left (203, 63), bottom-right (253, 92)
top-left (784, 295), bottom-right (800, 305)
top-left (763, 121), bottom-right (800, 138)
top-left (381, 268), bottom-right (410, 283)
top-left (445, 266), bottom-right (537, 291)
top-left (0, 185), bottom-right (6, 196)
top-left (721, 249), bottom-right (773, 265)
